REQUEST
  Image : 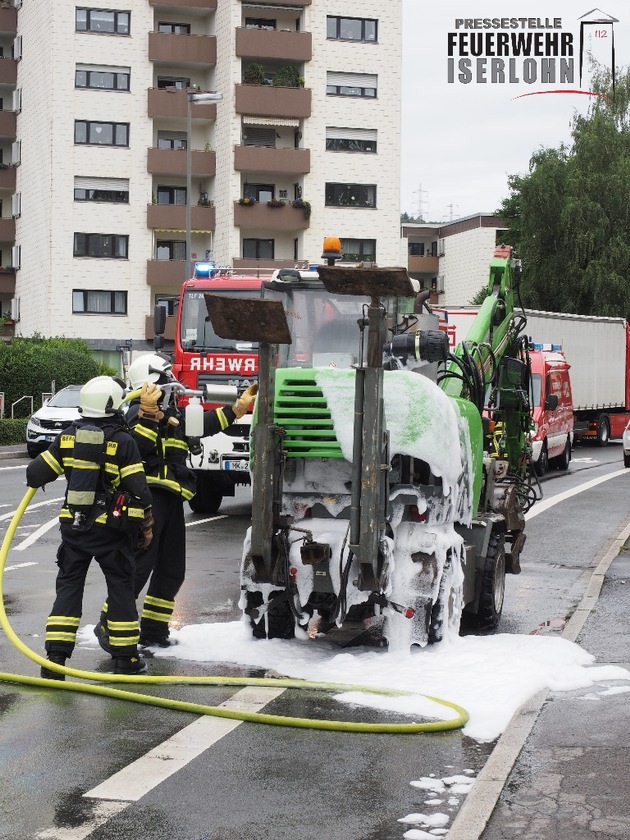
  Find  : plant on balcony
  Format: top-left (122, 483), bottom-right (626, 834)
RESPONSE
top-left (272, 65), bottom-right (302, 88)
top-left (239, 197), bottom-right (256, 205)
top-left (243, 63), bottom-right (265, 85)
top-left (267, 198), bottom-right (286, 208)
top-left (292, 198), bottom-right (311, 219)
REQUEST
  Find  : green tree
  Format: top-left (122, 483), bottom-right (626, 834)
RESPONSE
top-left (0, 336), bottom-right (114, 416)
top-left (497, 66), bottom-right (630, 319)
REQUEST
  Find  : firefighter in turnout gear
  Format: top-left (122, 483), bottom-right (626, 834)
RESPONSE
top-left (26, 376), bottom-right (153, 679)
top-left (94, 353), bottom-right (257, 649)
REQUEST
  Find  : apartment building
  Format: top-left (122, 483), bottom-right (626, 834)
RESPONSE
top-left (402, 213), bottom-right (509, 306)
top-left (0, 0), bottom-right (401, 358)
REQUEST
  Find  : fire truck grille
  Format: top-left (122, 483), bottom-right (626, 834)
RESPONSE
top-left (275, 371), bottom-right (344, 458)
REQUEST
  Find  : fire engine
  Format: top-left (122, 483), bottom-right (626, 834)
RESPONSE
top-left (156, 261), bottom-right (267, 513)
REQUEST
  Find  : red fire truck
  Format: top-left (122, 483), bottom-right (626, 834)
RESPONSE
top-left (164, 263), bottom-right (267, 513)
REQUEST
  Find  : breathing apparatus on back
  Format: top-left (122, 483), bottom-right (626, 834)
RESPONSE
top-left (66, 376), bottom-right (126, 530)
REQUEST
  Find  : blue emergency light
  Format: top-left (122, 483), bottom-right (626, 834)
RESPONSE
top-left (193, 261), bottom-right (217, 278)
top-left (531, 342), bottom-right (562, 351)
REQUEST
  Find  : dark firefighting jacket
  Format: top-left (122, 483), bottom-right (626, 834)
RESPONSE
top-left (26, 417), bottom-right (152, 527)
top-left (127, 400), bottom-right (238, 500)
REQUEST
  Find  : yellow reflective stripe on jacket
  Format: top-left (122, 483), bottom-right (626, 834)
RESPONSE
top-left (41, 449), bottom-right (63, 475)
top-left (216, 408), bottom-right (229, 431)
top-left (120, 462), bottom-right (145, 479)
top-left (163, 438), bottom-right (188, 453)
top-left (146, 475), bottom-right (195, 500)
top-left (135, 424), bottom-right (158, 444)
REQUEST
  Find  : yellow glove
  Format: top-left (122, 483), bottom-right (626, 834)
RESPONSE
top-left (232, 383), bottom-right (258, 420)
top-left (139, 511), bottom-right (154, 551)
top-left (139, 382), bottom-right (164, 421)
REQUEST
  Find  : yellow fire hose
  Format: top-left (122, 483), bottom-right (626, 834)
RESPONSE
top-left (0, 487), bottom-right (469, 734)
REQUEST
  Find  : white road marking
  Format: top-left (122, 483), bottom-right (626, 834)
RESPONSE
top-left (36, 801), bottom-right (129, 839)
top-left (13, 517), bottom-right (59, 550)
top-left (4, 561), bottom-right (38, 571)
top-left (86, 685), bottom-right (284, 801)
top-left (0, 496), bottom-right (64, 522)
top-left (0, 465), bottom-right (29, 472)
top-left (526, 468), bottom-right (629, 520)
top-left (185, 514), bottom-right (227, 527)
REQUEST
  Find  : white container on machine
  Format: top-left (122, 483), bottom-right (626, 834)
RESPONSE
top-left (185, 396), bottom-right (204, 437)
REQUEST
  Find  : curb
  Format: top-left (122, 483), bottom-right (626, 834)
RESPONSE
top-left (0, 448), bottom-right (28, 461)
top-left (447, 517), bottom-right (630, 840)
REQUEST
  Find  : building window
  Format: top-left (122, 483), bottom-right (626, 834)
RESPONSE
top-left (73, 233), bottom-right (129, 259)
top-left (156, 240), bottom-right (186, 260)
top-left (75, 120), bottom-right (129, 147)
top-left (158, 22), bottom-right (191, 34)
top-left (155, 295), bottom-right (179, 316)
top-left (326, 127), bottom-right (377, 153)
top-left (157, 76), bottom-right (190, 90)
top-left (325, 183), bottom-right (376, 208)
top-left (244, 183), bottom-right (274, 203)
top-left (408, 243), bottom-right (425, 256)
top-left (157, 130), bottom-right (187, 149)
top-left (74, 176), bottom-right (129, 203)
top-left (341, 239), bottom-right (376, 263)
top-left (243, 239), bottom-right (274, 260)
top-left (245, 17), bottom-right (276, 30)
top-left (243, 126), bottom-right (276, 148)
top-left (327, 16), bottom-right (377, 43)
top-left (75, 64), bottom-right (130, 91)
top-left (75, 9), bottom-right (130, 35)
top-left (326, 71), bottom-right (377, 98)
top-left (157, 185), bottom-right (187, 205)
top-left (72, 290), bottom-right (128, 314)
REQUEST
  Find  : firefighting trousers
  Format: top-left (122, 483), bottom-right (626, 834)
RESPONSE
top-left (133, 486), bottom-right (186, 640)
top-left (46, 523), bottom-right (139, 658)
top-left (100, 488), bottom-right (187, 642)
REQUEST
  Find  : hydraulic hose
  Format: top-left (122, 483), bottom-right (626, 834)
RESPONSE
top-left (0, 488), bottom-right (469, 734)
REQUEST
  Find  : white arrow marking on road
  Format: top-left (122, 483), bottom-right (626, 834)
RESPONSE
top-left (526, 468), bottom-right (629, 520)
top-left (4, 561), bottom-right (38, 571)
top-left (13, 517), bottom-right (59, 551)
top-left (0, 496), bottom-right (64, 522)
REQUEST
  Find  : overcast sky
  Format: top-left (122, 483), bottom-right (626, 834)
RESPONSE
top-left (400, 1), bottom-right (630, 221)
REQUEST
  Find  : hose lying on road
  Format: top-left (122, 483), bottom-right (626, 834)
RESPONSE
top-left (0, 487), bottom-right (469, 734)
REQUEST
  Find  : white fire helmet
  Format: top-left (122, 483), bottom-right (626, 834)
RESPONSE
top-left (127, 353), bottom-right (174, 390)
top-left (79, 376), bottom-right (126, 419)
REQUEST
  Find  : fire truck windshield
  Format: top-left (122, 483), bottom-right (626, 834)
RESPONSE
top-left (180, 290), bottom-right (259, 352)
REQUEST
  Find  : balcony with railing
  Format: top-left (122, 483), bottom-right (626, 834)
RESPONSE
top-left (234, 200), bottom-right (309, 231)
top-left (148, 32), bottom-right (217, 65)
top-left (147, 87), bottom-right (219, 120)
top-left (146, 260), bottom-right (187, 287)
top-left (236, 27), bottom-right (311, 62)
top-left (149, 0), bottom-right (216, 9)
top-left (408, 255), bottom-right (439, 274)
top-left (234, 145), bottom-right (309, 175)
top-left (235, 84), bottom-right (311, 119)
top-left (147, 147), bottom-right (216, 177)
top-left (0, 217), bottom-right (15, 241)
top-left (147, 203), bottom-right (216, 230)
top-left (0, 110), bottom-right (16, 139)
top-left (0, 58), bottom-right (16, 86)
top-left (0, 6), bottom-right (17, 33)
top-left (0, 165), bottom-right (16, 190)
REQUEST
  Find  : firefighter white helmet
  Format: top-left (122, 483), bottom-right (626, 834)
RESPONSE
top-left (127, 353), bottom-right (174, 390)
top-left (79, 376), bottom-right (126, 418)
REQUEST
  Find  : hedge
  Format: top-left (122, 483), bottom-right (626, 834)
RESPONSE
top-left (0, 418), bottom-right (28, 445)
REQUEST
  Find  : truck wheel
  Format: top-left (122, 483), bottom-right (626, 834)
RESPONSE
top-left (189, 473), bottom-right (223, 514)
top-left (596, 416), bottom-right (610, 447)
top-left (246, 590), bottom-right (295, 640)
top-left (469, 530), bottom-right (506, 632)
top-left (553, 438), bottom-right (571, 471)
top-left (534, 443), bottom-right (548, 477)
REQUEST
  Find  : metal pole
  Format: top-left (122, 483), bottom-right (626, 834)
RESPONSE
top-left (185, 93), bottom-right (192, 282)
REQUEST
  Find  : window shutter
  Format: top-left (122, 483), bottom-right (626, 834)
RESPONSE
top-left (326, 127), bottom-right (377, 141)
top-left (327, 71), bottom-right (377, 88)
top-left (74, 176), bottom-right (130, 191)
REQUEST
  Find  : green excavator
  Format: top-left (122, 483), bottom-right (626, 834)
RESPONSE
top-left (205, 244), bottom-right (536, 649)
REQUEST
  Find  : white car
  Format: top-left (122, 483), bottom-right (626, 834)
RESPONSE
top-left (623, 421), bottom-right (630, 468)
top-left (26, 385), bottom-right (82, 458)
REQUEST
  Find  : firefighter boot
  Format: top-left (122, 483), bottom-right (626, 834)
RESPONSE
top-left (41, 652), bottom-right (68, 681)
top-left (94, 620), bottom-right (113, 654)
top-left (112, 655), bottom-right (147, 675)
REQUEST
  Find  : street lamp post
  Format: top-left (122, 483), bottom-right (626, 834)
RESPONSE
top-left (186, 91), bottom-right (223, 281)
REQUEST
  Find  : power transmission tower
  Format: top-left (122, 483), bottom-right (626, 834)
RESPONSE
top-left (412, 184), bottom-right (428, 220)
